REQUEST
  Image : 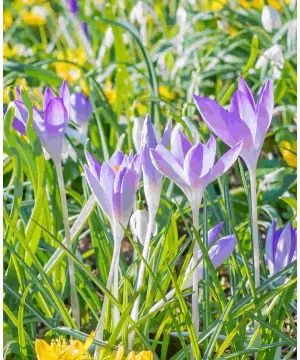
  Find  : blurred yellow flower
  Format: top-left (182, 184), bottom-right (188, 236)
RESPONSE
top-left (3, 87), bottom-right (12, 104)
top-left (100, 347), bottom-right (153, 360)
top-left (238, 0), bottom-right (290, 10)
top-left (210, 0), bottom-right (227, 11)
top-left (35, 332), bottom-right (94, 360)
top-left (22, 6), bottom-right (48, 26)
top-left (279, 141), bottom-right (297, 168)
top-left (4, 10), bottom-right (13, 31)
top-left (3, 43), bottom-right (16, 58)
top-left (54, 49), bottom-right (87, 83)
top-left (104, 81), bottom-right (117, 105)
top-left (158, 85), bottom-right (176, 101)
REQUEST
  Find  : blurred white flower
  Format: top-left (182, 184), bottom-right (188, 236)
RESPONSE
top-left (96, 27), bottom-right (114, 67)
top-left (130, 209), bottom-right (157, 245)
top-left (130, 2), bottom-right (157, 45)
top-left (261, 6), bottom-right (281, 33)
top-left (256, 44), bottom-right (284, 80)
top-left (287, 19), bottom-right (296, 54)
top-left (132, 117), bottom-right (144, 152)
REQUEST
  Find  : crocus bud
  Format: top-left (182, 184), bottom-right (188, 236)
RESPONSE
top-left (132, 117), bottom-right (143, 152)
top-left (265, 220), bottom-right (296, 283)
top-left (261, 5), bottom-right (281, 33)
top-left (70, 93), bottom-right (93, 125)
top-left (130, 209), bottom-right (157, 244)
top-left (68, 0), bottom-right (79, 14)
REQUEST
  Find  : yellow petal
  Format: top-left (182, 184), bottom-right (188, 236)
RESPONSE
top-left (35, 339), bottom-right (59, 360)
top-left (135, 351), bottom-right (153, 360)
top-left (84, 332), bottom-right (95, 351)
top-left (125, 351), bottom-right (136, 360)
top-left (115, 346), bottom-right (125, 360)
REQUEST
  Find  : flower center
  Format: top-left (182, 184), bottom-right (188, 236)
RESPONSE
top-left (114, 165), bottom-right (120, 172)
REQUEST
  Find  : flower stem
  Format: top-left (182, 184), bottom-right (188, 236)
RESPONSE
top-left (249, 168), bottom-right (260, 288)
top-left (55, 161), bottom-right (80, 328)
top-left (128, 212), bottom-right (155, 350)
top-left (192, 208), bottom-right (200, 338)
top-left (94, 226), bottom-right (121, 360)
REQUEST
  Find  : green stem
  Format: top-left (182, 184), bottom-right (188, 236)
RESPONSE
top-left (192, 207), bottom-right (200, 338)
top-left (55, 161), bottom-right (80, 328)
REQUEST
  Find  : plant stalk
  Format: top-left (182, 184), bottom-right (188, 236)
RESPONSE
top-left (55, 161), bottom-right (80, 328)
top-left (128, 212), bottom-right (155, 349)
top-left (249, 168), bottom-right (260, 288)
top-left (192, 208), bottom-right (200, 338)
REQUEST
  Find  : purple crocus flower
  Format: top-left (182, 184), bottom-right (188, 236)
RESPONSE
top-left (141, 115), bottom-right (172, 215)
top-left (193, 76), bottom-right (274, 171)
top-left (70, 92), bottom-right (93, 125)
top-left (84, 149), bottom-right (140, 237)
top-left (81, 22), bottom-right (90, 40)
top-left (266, 220), bottom-right (297, 282)
top-left (68, 0), bottom-right (79, 14)
top-left (184, 222), bottom-right (237, 289)
top-left (150, 127), bottom-right (243, 215)
top-left (150, 222), bottom-right (236, 314)
top-left (32, 81), bottom-right (70, 163)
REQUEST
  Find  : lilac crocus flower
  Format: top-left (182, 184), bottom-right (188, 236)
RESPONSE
top-left (70, 92), bottom-right (93, 125)
top-left (150, 127), bottom-right (243, 216)
top-left (150, 223), bottom-right (237, 314)
top-left (32, 81), bottom-right (70, 163)
top-left (68, 0), bottom-right (79, 14)
top-left (84, 149), bottom-right (140, 236)
top-left (266, 220), bottom-right (297, 282)
top-left (184, 223), bottom-right (236, 289)
top-left (193, 76), bottom-right (274, 171)
top-left (141, 115), bottom-right (172, 215)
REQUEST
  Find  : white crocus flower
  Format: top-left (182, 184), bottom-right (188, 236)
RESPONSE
top-left (132, 117), bottom-right (144, 152)
top-left (256, 44), bottom-right (284, 80)
top-left (261, 5), bottom-right (281, 33)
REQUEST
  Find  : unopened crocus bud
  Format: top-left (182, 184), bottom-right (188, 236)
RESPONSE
top-left (265, 220), bottom-right (297, 283)
top-left (262, 5), bottom-right (281, 33)
top-left (68, 0), bottom-right (79, 14)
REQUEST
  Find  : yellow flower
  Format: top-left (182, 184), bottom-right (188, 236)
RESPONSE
top-left (3, 87), bottom-right (13, 104)
top-left (35, 332), bottom-right (94, 360)
top-left (210, 0), bottom-right (227, 11)
top-left (279, 141), bottom-right (297, 168)
top-left (158, 85), bottom-right (176, 101)
top-left (54, 49), bottom-right (87, 83)
top-left (4, 10), bottom-right (13, 31)
top-left (104, 81), bottom-right (117, 105)
top-left (3, 43), bottom-right (17, 58)
top-left (99, 347), bottom-right (153, 360)
top-left (22, 6), bottom-right (48, 26)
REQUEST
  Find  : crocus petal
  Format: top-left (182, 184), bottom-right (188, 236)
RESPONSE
top-left (12, 100), bottom-right (28, 135)
top-left (161, 117), bottom-right (173, 147)
top-left (170, 128), bottom-right (192, 165)
top-left (200, 136), bottom-right (216, 177)
top-left (59, 80), bottom-right (71, 117)
top-left (120, 168), bottom-right (139, 226)
top-left (205, 141), bottom-right (243, 185)
top-left (183, 143), bottom-right (204, 186)
top-left (150, 146), bottom-right (188, 190)
top-left (274, 223), bottom-right (293, 272)
top-left (207, 234), bottom-right (237, 271)
top-left (113, 167), bottom-right (127, 220)
top-left (44, 98), bottom-right (68, 133)
top-left (70, 93), bottom-right (93, 124)
top-left (43, 87), bottom-right (55, 112)
top-left (141, 114), bottom-right (157, 148)
top-left (84, 165), bottom-right (112, 222)
top-left (265, 219), bottom-right (277, 268)
top-left (85, 151), bottom-right (101, 178)
top-left (110, 150), bottom-right (124, 171)
top-left (99, 162), bottom-right (115, 209)
top-left (208, 222), bottom-right (224, 246)
top-left (193, 95), bottom-right (253, 150)
top-left (255, 80), bottom-right (274, 148)
top-left (238, 76), bottom-right (255, 110)
top-left (132, 117), bottom-right (143, 151)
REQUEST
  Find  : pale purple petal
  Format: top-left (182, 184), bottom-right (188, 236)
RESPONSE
top-left (43, 87), bottom-right (55, 112)
top-left (110, 150), bottom-right (124, 171)
top-left (99, 163), bottom-right (115, 211)
top-left (238, 76), bottom-right (255, 110)
top-left (59, 80), bottom-right (71, 117)
top-left (113, 167), bottom-right (127, 220)
top-left (12, 100), bottom-right (28, 135)
top-left (170, 128), bottom-right (192, 165)
top-left (200, 136), bottom-right (216, 177)
top-left (255, 80), bottom-right (274, 147)
top-left (142, 147), bottom-right (161, 187)
top-left (207, 234), bottom-right (237, 270)
top-left (84, 165), bottom-right (112, 222)
top-left (85, 151), bottom-right (101, 178)
top-left (265, 219), bottom-right (277, 267)
top-left (70, 93), bottom-right (93, 124)
top-left (183, 143), bottom-right (204, 186)
top-left (44, 98), bottom-right (68, 134)
top-left (274, 224), bottom-right (293, 272)
top-left (205, 141), bottom-right (243, 185)
top-left (208, 222), bottom-right (224, 246)
top-left (150, 145), bottom-right (188, 189)
top-left (161, 117), bottom-right (173, 147)
top-left (141, 114), bottom-right (157, 148)
top-left (120, 168), bottom-right (139, 226)
top-left (193, 95), bottom-right (253, 150)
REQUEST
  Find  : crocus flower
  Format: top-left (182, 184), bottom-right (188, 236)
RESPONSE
top-left (32, 81), bottom-right (71, 163)
top-left (183, 223), bottom-right (236, 289)
top-left (141, 115), bottom-right (172, 215)
top-left (265, 220), bottom-right (297, 282)
top-left (261, 5), bottom-right (281, 33)
top-left (130, 209), bottom-right (158, 245)
top-left (150, 127), bottom-right (243, 215)
top-left (68, 0), bottom-right (79, 14)
top-left (193, 77), bottom-right (273, 171)
top-left (150, 223), bottom-right (237, 314)
top-left (84, 149), bottom-right (140, 237)
top-left (70, 92), bottom-right (93, 129)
